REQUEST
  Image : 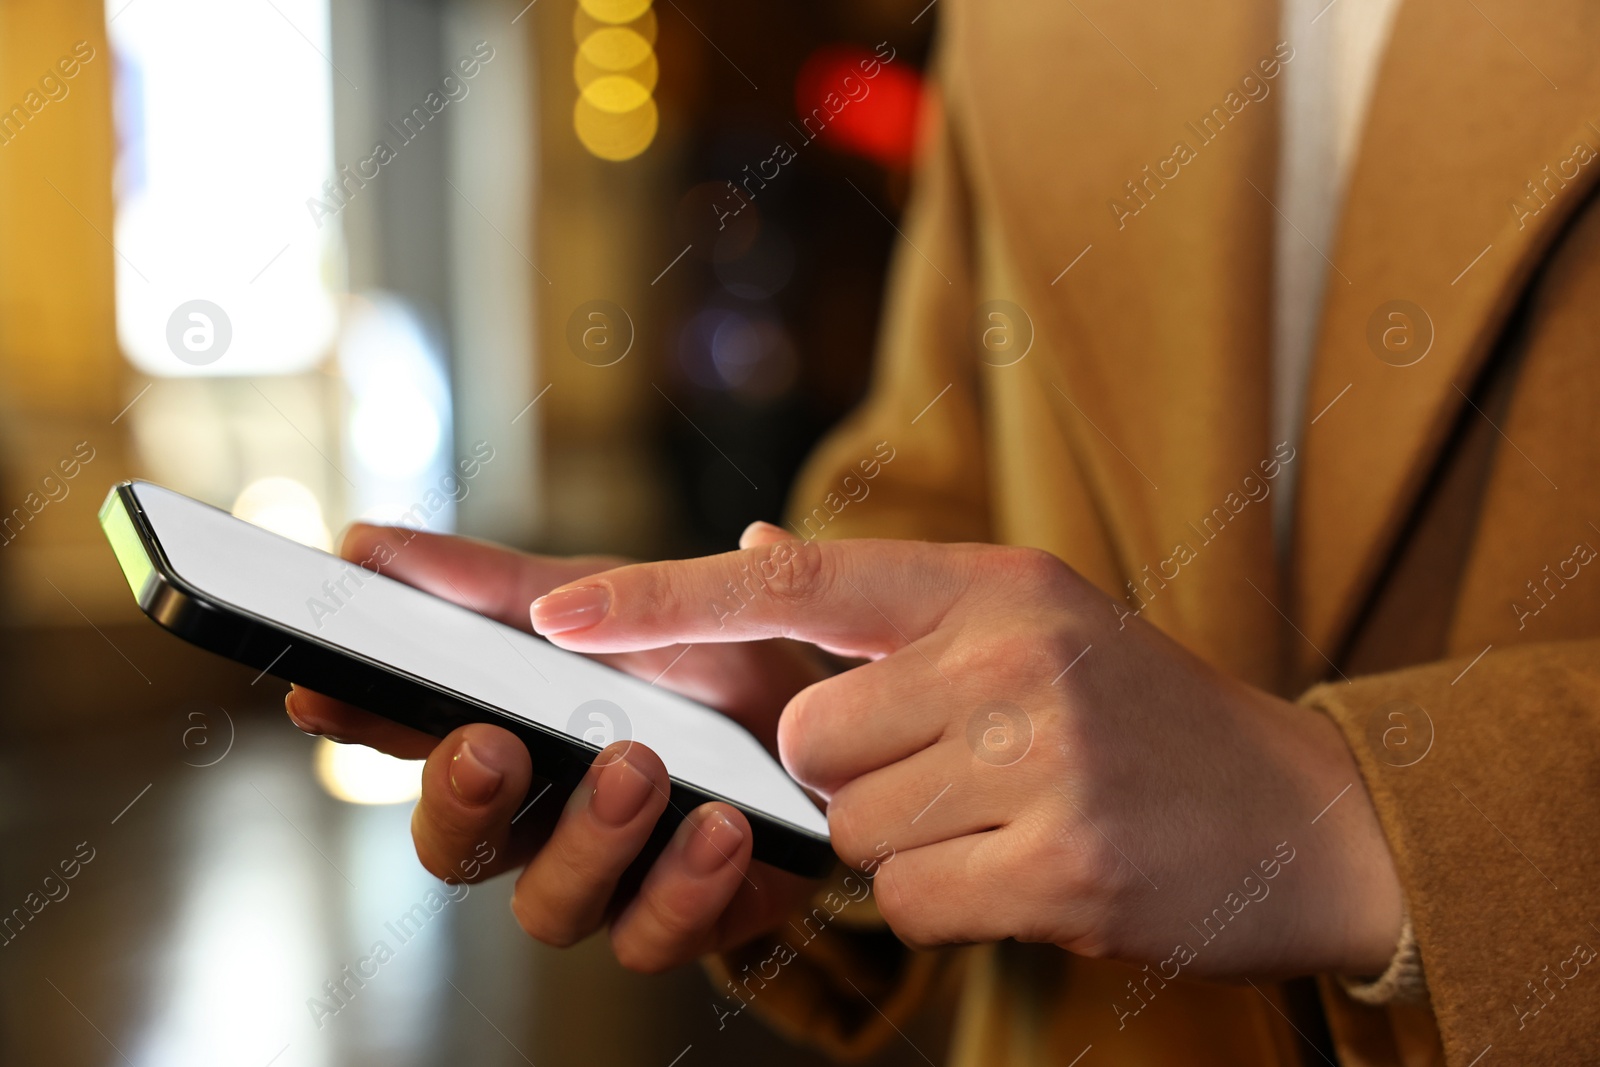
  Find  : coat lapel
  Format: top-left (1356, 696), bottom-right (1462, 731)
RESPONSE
top-left (952, 0), bottom-right (1290, 686)
top-left (1290, 0), bottom-right (1600, 680)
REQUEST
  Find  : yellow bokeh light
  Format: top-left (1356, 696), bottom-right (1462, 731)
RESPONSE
top-left (231, 476), bottom-right (332, 551)
top-left (578, 0), bottom-right (652, 25)
top-left (573, 94), bottom-right (659, 161)
top-left (574, 49), bottom-right (658, 94)
top-left (582, 74), bottom-right (652, 114)
top-left (579, 26), bottom-right (654, 69)
top-left (572, 2), bottom-right (656, 161)
top-left (313, 736), bottom-right (423, 806)
top-left (573, 5), bottom-right (656, 46)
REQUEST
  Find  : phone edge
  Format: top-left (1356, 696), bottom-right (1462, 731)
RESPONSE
top-left (98, 481), bottom-right (838, 878)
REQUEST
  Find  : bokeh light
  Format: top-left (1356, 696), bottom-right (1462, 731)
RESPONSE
top-left (579, 26), bottom-right (653, 71)
top-left (106, 0), bottom-right (340, 377)
top-left (714, 223), bottom-right (796, 301)
top-left (795, 44), bottom-right (925, 169)
top-left (350, 380), bottom-right (443, 480)
top-left (574, 95), bottom-right (660, 162)
top-left (574, 44), bottom-right (658, 96)
top-left (231, 476), bottom-right (333, 551)
top-left (579, 0), bottom-right (652, 22)
top-left (582, 74), bottom-right (652, 114)
top-left (313, 736), bottom-right (424, 806)
top-left (339, 295), bottom-right (455, 529)
top-left (573, 1), bottom-right (658, 160)
top-left (678, 306), bottom-right (798, 401)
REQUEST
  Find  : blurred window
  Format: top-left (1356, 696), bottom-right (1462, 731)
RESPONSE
top-left (105, 0), bottom-right (340, 377)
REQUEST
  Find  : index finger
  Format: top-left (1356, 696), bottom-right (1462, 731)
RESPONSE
top-left (340, 522), bottom-right (625, 632)
top-left (529, 537), bottom-right (973, 656)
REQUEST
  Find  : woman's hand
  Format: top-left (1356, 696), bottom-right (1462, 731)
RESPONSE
top-left (287, 523), bottom-right (826, 972)
top-left (529, 524), bottom-right (1405, 979)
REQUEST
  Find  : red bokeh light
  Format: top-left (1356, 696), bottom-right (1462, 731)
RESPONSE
top-left (794, 45), bottom-right (924, 170)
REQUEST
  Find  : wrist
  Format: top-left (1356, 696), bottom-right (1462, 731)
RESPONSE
top-left (1297, 708), bottom-right (1406, 976)
top-left (1340, 899), bottom-right (1428, 1003)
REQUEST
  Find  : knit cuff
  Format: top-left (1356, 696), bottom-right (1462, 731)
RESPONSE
top-left (1337, 900), bottom-right (1428, 1005)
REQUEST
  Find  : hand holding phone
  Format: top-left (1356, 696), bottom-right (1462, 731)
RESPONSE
top-left (287, 524), bottom-right (832, 970)
top-left (102, 481), bottom-right (836, 970)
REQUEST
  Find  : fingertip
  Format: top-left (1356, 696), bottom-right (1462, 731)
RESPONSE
top-left (413, 726), bottom-right (532, 878)
top-left (594, 739), bottom-right (665, 780)
top-left (738, 520), bottom-right (790, 550)
top-left (284, 688), bottom-right (322, 735)
top-left (450, 739), bottom-right (505, 806)
top-left (426, 724), bottom-right (529, 812)
top-left (455, 722), bottom-right (531, 778)
top-left (336, 521), bottom-right (378, 560)
top-left (679, 804), bottom-right (749, 877)
top-left (530, 584), bottom-right (611, 636)
top-left (608, 804), bottom-right (749, 972)
top-left (590, 755), bottom-right (664, 828)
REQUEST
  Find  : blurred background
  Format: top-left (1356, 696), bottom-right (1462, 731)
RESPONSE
top-left (0, 0), bottom-right (951, 1062)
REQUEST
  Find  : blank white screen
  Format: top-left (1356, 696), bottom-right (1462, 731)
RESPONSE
top-left (132, 482), bottom-right (829, 837)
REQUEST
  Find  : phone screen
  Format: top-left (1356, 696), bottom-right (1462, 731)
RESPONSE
top-left (127, 482), bottom-right (830, 839)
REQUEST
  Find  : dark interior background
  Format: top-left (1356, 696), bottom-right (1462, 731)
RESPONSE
top-left (0, 0), bottom-right (953, 1063)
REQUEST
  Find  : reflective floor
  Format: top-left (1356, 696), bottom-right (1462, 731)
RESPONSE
top-left (0, 685), bottom-right (946, 1066)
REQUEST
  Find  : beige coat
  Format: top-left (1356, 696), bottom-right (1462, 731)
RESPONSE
top-left (713, 0), bottom-right (1600, 1062)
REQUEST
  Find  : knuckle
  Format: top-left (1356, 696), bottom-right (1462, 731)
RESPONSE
top-left (1011, 544), bottom-right (1070, 582)
top-left (869, 861), bottom-right (908, 926)
top-left (824, 793), bottom-right (877, 868)
top-left (1061, 918), bottom-right (1120, 960)
top-left (543, 839), bottom-right (615, 902)
top-left (507, 889), bottom-right (549, 941)
top-left (758, 537), bottom-right (829, 609)
top-left (871, 864), bottom-right (936, 947)
top-left (629, 566), bottom-right (675, 626)
top-left (776, 682), bottom-right (830, 787)
top-left (944, 619), bottom-right (1077, 694)
top-left (611, 936), bottom-right (670, 975)
top-left (509, 888), bottom-right (586, 948)
top-left (1052, 810), bottom-right (1127, 905)
top-left (612, 901), bottom-right (699, 974)
top-left (989, 545), bottom-right (1075, 598)
top-left (412, 844), bottom-right (456, 884)
top-left (410, 809), bottom-right (473, 883)
top-left (646, 889), bottom-right (704, 944)
top-left (945, 622), bottom-right (1037, 678)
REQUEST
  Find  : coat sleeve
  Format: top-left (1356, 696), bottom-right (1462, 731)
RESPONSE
top-left (1302, 639), bottom-right (1600, 1066)
top-left (704, 864), bottom-right (954, 1060)
top-left (704, 60), bottom-right (989, 1060)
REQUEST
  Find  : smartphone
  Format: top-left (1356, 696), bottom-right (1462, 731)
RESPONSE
top-left (99, 480), bottom-right (834, 876)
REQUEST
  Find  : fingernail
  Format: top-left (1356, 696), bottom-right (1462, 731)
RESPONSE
top-left (531, 585), bottom-right (610, 634)
top-left (683, 810), bottom-right (744, 876)
top-left (284, 692), bottom-right (322, 735)
top-left (451, 740), bottom-right (503, 806)
top-left (336, 522), bottom-right (374, 557)
top-left (590, 758), bottom-right (654, 827)
top-left (738, 520), bottom-right (787, 549)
